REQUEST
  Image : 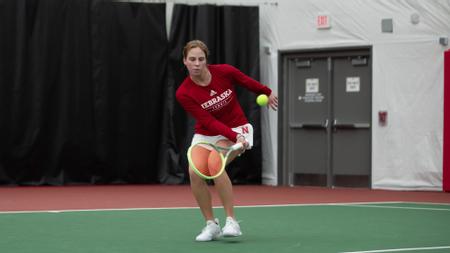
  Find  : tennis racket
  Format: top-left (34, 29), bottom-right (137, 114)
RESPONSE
top-left (187, 142), bottom-right (244, 180)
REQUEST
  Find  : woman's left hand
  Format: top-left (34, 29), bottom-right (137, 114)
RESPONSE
top-left (268, 94), bottom-right (278, 111)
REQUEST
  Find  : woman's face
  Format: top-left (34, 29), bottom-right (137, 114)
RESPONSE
top-left (183, 47), bottom-right (207, 77)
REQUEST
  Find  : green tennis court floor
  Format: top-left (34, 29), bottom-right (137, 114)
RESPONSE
top-left (1, 202), bottom-right (450, 253)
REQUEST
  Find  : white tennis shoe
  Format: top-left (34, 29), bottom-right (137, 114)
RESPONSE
top-left (222, 216), bottom-right (242, 237)
top-left (195, 219), bottom-right (222, 242)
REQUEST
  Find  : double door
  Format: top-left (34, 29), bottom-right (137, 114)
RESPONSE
top-left (280, 48), bottom-right (372, 187)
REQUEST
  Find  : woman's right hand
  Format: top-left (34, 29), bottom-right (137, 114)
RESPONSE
top-left (236, 134), bottom-right (249, 151)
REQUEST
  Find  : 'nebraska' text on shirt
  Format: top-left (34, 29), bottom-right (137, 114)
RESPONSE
top-left (201, 89), bottom-right (233, 112)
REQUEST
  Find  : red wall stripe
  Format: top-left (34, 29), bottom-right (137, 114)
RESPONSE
top-left (444, 50), bottom-right (450, 192)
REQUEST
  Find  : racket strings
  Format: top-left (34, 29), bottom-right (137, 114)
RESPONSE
top-left (190, 144), bottom-right (225, 177)
top-left (207, 149), bottom-right (224, 177)
top-left (188, 142), bottom-right (239, 179)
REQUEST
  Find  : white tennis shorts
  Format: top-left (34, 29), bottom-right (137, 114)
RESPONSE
top-left (191, 123), bottom-right (254, 150)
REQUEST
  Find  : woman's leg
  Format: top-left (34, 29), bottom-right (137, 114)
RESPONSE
top-left (213, 170), bottom-right (235, 218)
top-left (211, 139), bottom-right (243, 237)
top-left (189, 146), bottom-right (214, 221)
top-left (211, 139), bottom-right (241, 218)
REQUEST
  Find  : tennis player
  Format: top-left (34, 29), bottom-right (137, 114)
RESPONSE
top-left (176, 40), bottom-right (278, 241)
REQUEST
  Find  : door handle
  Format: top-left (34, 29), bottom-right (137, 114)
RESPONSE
top-left (333, 119), bottom-right (370, 129)
top-left (290, 119), bottom-right (328, 129)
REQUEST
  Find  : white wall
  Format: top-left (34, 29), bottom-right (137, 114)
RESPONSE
top-left (259, 0), bottom-right (450, 190)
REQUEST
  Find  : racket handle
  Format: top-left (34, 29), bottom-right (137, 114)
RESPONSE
top-left (230, 142), bottom-right (244, 151)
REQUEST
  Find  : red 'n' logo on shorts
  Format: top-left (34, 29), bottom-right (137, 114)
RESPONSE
top-left (241, 126), bottom-right (249, 134)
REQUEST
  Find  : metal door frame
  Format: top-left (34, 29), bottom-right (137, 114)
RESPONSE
top-left (278, 46), bottom-right (373, 187)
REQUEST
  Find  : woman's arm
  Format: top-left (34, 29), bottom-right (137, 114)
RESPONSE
top-left (224, 64), bottom-right (272, 95)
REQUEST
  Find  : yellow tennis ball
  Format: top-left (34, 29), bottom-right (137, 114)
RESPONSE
top-left (256, 94), bottom-right (269, 106)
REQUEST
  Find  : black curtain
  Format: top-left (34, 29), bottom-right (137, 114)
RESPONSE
top-left (161, 4), bottom-right (262, 184)
top-left (0, 1), bottom-right (261, 186)
top-left (0, 0), bottom-right (167, 185)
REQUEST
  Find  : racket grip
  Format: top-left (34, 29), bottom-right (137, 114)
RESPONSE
top-left (231, 142), bottom-right (244, 151)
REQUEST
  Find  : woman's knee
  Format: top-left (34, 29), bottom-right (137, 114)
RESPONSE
top-left (189, 168), bottom-right (205, 184)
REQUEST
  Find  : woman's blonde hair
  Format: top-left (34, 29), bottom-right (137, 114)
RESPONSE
top-left (183, 40), bottom-right (209, 59)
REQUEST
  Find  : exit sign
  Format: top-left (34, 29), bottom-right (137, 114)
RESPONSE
top-left (317, 14), bottom-right (331, 29)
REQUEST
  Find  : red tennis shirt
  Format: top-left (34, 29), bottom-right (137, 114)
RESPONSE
top-left (176, 64), bottom-right (272, 142)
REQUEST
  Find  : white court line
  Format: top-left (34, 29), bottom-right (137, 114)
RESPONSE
top-left (1, 201), bottom-right (449, 214)
top-left (334, 204), bottom-right (450, 212)
top-left (0, 206), bottom-right (199, 214)
top-left (0, 201), bottom-right (403, 214)
top-left (235, 201), bottom-right (403, 208)
top-left (405, 202), bottom-right (450, 206)
top-left (339, 245), bottom-right (450, 253)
